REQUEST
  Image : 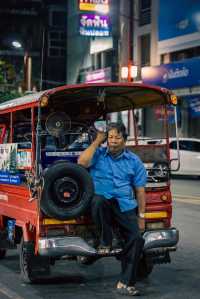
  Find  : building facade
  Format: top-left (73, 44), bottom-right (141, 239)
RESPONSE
top-left (133, 0), bottom-right (200, 138)
top-left (0, 0), bottom-right (67, 93)
top-left (66, 0), bottom-right (134, 85)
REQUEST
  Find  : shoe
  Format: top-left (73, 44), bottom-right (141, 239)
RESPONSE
top-left (116, 282), bottom-right (140, 296)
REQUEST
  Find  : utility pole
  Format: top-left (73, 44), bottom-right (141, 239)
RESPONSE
top-left (24, 52), bottom-right (32, 91)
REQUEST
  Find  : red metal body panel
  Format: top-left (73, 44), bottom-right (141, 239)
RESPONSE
top-left (0, 184), bottom-right (38, 226)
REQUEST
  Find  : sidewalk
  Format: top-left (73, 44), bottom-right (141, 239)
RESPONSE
top-left (173, 194), bottom-right (200, 205)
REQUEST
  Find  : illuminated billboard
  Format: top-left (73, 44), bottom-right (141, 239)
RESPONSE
top-left (79, 14), bottom-right (110, 36)
top-left (79, 0), bottom-right (109, 14)
top-left (158, 0), bottom-right (200, 53)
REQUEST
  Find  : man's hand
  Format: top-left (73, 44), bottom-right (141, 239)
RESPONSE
top-left (95, 131), bottom-right (107, 146)
top-left (78, 131), bottom-right (106, 168)
top-left (138, 217), bottom-right (145, 231)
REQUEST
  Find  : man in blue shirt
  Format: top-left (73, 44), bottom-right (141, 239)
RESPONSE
top-left (78, 122), bottom-right (146, 296)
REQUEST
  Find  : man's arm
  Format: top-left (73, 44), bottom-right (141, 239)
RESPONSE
top-left (135, 187), bottom-right (146, 231)
top-left (77, 132), bottom-right (106, 168)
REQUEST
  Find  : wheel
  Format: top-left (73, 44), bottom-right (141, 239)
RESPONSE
top-left (0, 249), bottom-right (6, 259)
top-left (20, 238), bottom-right (50, 283)
top-left (137, 256), bottom-right (153, 280)
top-left (41, 162), bottom-right (94, 220)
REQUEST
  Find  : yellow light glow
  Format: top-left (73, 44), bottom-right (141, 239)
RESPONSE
top-left (170, 94), bottom-right (178, 105)
top-left (40, 96), bottom-right (48, 107)
top-left (43, 219), bottom-right (77, 225)
top-left (144, 211), bottom-right (168, 219)
top-left (160, 194), bottom-right (168, 201)
top-left (79, 3), bottom-right (109, 14)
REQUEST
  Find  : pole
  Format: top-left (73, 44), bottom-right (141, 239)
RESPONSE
top-left (40, 27), bottom-right (45, 91)
top-left (24, 52), bottom-right (32, 91)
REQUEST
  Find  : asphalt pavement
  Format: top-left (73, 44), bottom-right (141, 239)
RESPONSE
top-left (171, 177), bottom-right (200, 203)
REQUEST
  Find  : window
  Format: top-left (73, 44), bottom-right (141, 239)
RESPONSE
top-left (139, 0), bottom-right (151, 26)
top-left (193, 141), bottom-right (200, 152)
top-left (51, 11), bottom-right (66, 28)
top-left (169, 141), bottom-right (177, 149)
top-left (48, 30), bottom-right (66, 57)
top-left (170, 140), bottom-right (200, 152)
top-left (140, 34), bottom-right (150, 66)
top-left (104, 50), bottom-right (114, 68)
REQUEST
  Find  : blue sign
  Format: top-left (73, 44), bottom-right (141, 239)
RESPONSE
top-left (159, 0), bottom-right (200, 41)
top-left (0, 171), bottom-right (21, 185)
top-left (184, 95), bottom-right (200, 118)
top-left (142, 57), bottom-right (200, 89)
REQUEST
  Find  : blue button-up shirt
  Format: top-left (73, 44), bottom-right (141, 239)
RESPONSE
top-left (89, 147), bottom-right (147, 212)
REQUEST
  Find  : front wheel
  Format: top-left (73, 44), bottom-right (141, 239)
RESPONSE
top-left (20, 238), bottom-right (50, 283)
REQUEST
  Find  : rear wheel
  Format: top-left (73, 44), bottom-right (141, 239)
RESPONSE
top-left (41, 162), bottom-right (94, 220)
top-left (20, 238), bottom-right (50, 283)
top-left (0, 249), bottom-right (6, 259)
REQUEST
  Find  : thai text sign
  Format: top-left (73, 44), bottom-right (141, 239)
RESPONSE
top-left (142, 57), bottom-right (200, 89)
top-left (79, 0), bottom-right (109, 13)
top-left (185, 95), bottom-right (200, 118)
top-left (80, 14), bottom-right (110, 36)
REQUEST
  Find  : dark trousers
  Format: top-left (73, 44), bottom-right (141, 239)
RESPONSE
top-left (91, 194), bottom-right (144, 286)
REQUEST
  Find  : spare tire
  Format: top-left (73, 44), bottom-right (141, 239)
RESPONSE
top-left (41, 162), bottom-right (94, 220)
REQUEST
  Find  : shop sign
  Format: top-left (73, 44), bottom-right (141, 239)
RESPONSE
top-left (185, 95), bottom-right (200, 118)
top-left (79, 0), bottom-right (109, 14)
top-left (79, 14), bottom-right (110, 36)
top-left (85, 67), bottom-right (111, 83)
top-left (158, 0), bottom-right (200, 41)
top-left (158, 1), bottom-right (200, 53)
top-left (142, 57), bottom-right (200, 89)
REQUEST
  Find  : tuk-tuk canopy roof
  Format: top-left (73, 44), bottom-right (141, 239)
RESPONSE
top-left (0, 83), bottom-right (173, 114)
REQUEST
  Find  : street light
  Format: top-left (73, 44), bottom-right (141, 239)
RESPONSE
top-left (11, 41), bottom-right (22, 49)
top-left (121, 64), bottom-right (138, 81)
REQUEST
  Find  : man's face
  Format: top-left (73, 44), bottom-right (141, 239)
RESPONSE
top-left (107, 128), bottom-right (125, 154)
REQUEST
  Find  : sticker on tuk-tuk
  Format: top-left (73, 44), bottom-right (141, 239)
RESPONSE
top-left (17, 149), bottom-right (32, 170)
top-left (0, 172), bottom-right (21, 185)
top-left (0, 144), bottom-right (32, 174)
top-left (0, 143), bottom-right (18, 172)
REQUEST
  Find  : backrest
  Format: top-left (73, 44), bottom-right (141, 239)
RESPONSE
top-left (127, 145), bottom-right (168, 163)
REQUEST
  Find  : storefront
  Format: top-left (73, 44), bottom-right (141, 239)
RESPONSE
top-left (141, 57), bottom-right (200, 138)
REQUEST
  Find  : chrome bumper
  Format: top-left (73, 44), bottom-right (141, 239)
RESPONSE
top-left (38, 236), bottom-right (97, 257)
top-left (143, 228), bottom-right (179, 251)
top-left (38, 228), bottom-right (179, 258)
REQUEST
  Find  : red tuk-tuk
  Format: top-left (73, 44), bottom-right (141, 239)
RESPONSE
top-left (0, 83), bottom-right (179, 282)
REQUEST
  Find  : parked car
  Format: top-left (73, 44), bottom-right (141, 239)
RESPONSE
top-left (148, 138), bottom-right (200, 177)
top-left (127, 137), bottom-right (200, 177)
top-left (169, 138), bottom-right (200, 177)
